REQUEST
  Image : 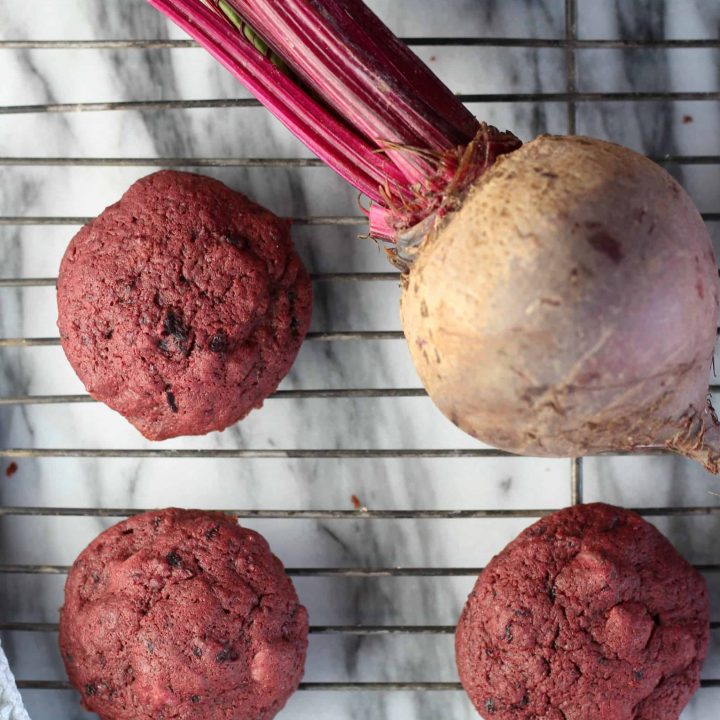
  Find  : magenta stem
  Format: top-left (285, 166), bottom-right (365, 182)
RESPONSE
top-left (147, 0), bottom-right (521, 244)
top-left (148, 0), bottom-right (408, 203)
top-left (225, 0), bottom-right (480, 184)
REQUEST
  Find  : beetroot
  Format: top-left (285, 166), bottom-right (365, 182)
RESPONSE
top-left (148, 0), bottom-right (720, 470)
top-left (402, 136), bottom-right (720, 466)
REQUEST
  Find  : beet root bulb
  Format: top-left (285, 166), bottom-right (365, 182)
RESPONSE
top-left (401, 135), bottom-right (720, 470)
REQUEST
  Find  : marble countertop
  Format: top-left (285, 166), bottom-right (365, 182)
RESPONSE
top-left (1, 0), bottom-right (719, 718)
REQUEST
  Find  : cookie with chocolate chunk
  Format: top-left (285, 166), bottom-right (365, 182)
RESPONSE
top-left (60, 508), bottom-right (308, 720)
top-left (456, 503), bottom-right (709, 720)
top-left (57, 170), bottom-right (312, 440)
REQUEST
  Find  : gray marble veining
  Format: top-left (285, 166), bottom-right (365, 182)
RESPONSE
top-left (1, 0), bottom-right (719, 718)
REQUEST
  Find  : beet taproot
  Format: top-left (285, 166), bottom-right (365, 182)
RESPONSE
top-left (401, 135), bottom-right (720, 467)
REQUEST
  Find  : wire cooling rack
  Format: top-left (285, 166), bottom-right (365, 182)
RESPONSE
top-left (1, 0), bottom-right (720, 716)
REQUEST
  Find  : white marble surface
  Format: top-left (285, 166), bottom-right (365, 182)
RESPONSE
top-left (0, 1), bottom-right (719, 718)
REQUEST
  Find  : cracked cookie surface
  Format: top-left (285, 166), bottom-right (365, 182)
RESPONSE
top-left (455, 503), bottom-right (709, 720)
top-left (57, 170), bottom-right (312, 440)
top-left (60, 508), bottom-right (308, 720)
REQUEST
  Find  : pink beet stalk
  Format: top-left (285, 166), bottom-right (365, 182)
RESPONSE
top-left (147, 0), bottom-right (521, 249)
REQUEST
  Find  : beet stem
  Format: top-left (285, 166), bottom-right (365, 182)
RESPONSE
top-left (149, 0), bottom-right (404, 202)
top-left (225, 0), bottom-right (479, 176)
top-left (213, 0), bottom-right (288, 72)
top-left (148, 0), bottom-right (521, 243)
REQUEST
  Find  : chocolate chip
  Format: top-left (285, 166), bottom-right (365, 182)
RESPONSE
top-left (209, 331), bottom-right (228, 353)
top-left (85, 683), bottom-right (97, 696)
top-left (191, 695), bottom-right (200, 703)
top-left (484, 698), bottom-right (497, 714)
top-left (192, 646), bottom-right (202, 658)
top-left (503, 623), bottom-right (513, 643)
top-left (166, 551), bottom-right (182, 567)
top-left (146, 641), bottom-right (155, 654)
top-left (215, 647), bottom-right (238, 664)
top-left (223, 233), bottom-right (249, 250)
top-left (91, 572), bottom-right (100, 583)
top-left (634, 671), bottom-right (644, 680)
top-left (165, 389), bottom-right (178, 413)
top-left (163, 310), bottom-right (189, 342)
top-left (103, 328), bottom-right (113, 340)
top-left (290, 316), bottom-right (300, 338)
top-left (160, 309), bottom-right (193, 356)
top-left (205, 525), bottom-right (220, 540)
top-left (516, 693), bottom-right (529, 708)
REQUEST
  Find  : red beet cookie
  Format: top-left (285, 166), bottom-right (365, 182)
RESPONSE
top-left (57, 170), bottom-right (312, 440)
top-left (60, 508), bottom-right (308, 720)
top-left (456, 503), bottom-right (709, 720)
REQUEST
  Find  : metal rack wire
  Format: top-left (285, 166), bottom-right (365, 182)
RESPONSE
top-left (1, 0), bottom-right (720, 713)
